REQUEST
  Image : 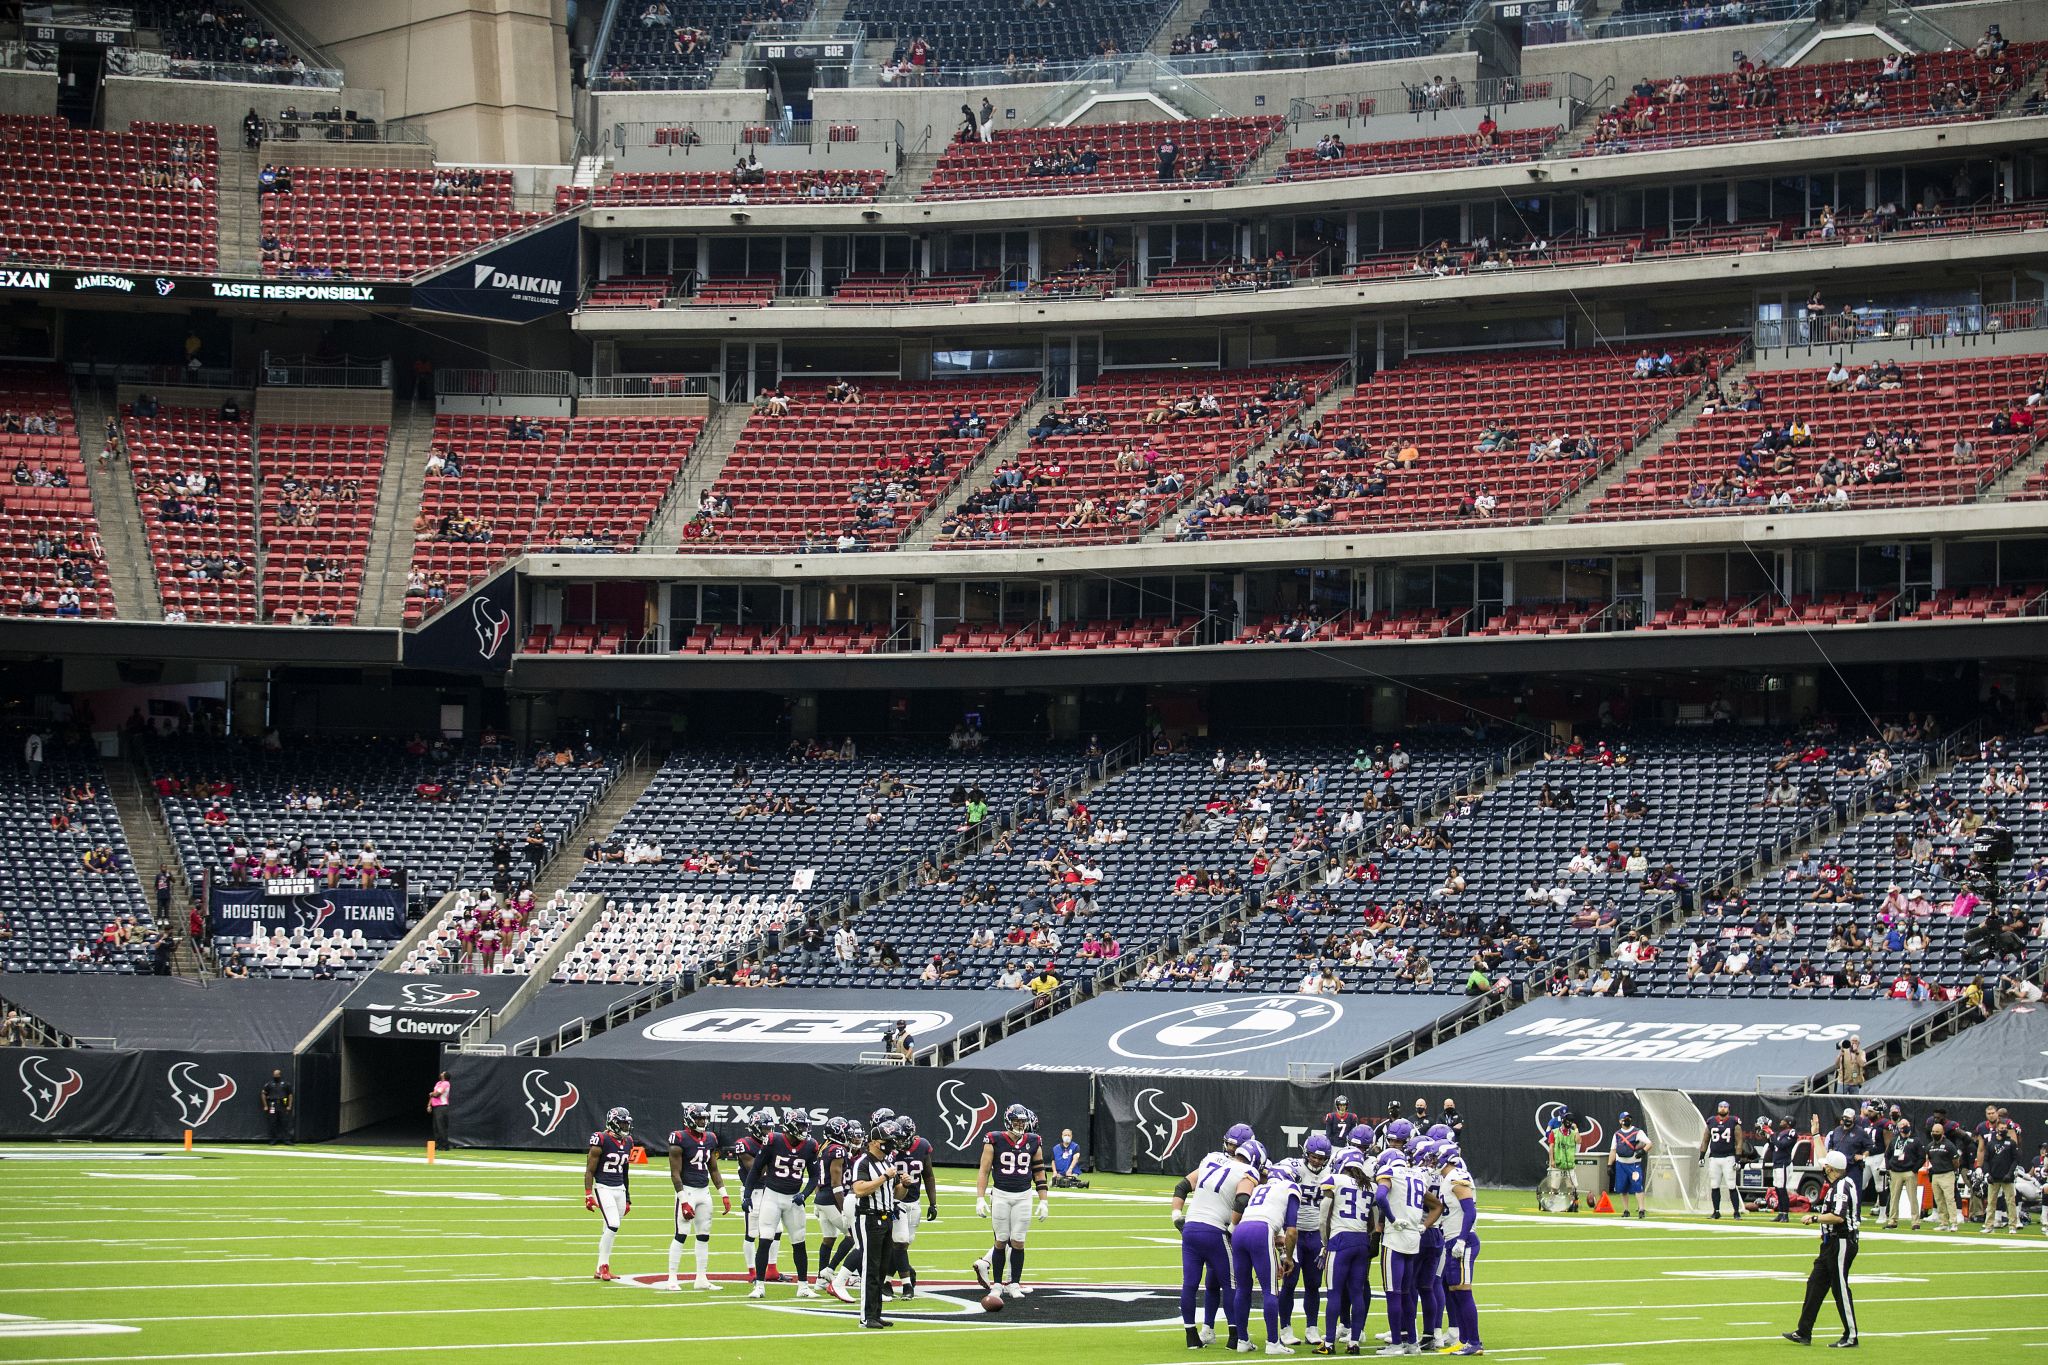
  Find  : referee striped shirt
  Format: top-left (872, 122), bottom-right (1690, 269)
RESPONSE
top-left (1823, 1174), bottom-right (1860, 1235)
top-left (853, 1153), bottom-right (899, 1216)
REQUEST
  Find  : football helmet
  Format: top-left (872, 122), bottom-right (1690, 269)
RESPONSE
top-left (1004, 1102), bottom-right (1031, 1135)
top-left (782, 1112), bottom-right (812, 1143)
top-left (605, 1106), bottom-right (633, 1136)
top-left (1265, 1159), bottom-right (1299, 1186)
top-left (1346, 1125), bottom-right (1376, 1152)
top-left (822, 1116), bottom-right (849, 1145)
top-left (680, 1103), bottom-right (709, 1134)
top-left (876, 1117), bottom-right (908, 1153)
top-left (1426, 1123), bottom-right (1452, 1143)
top-left (897, 1116), bottom-right (918, 1140)
top-left (1373, 1149), bottom-right (1409, 1177)
top-left (1224, 1122), bottom-right (1256, 1153)
top-left (1302, 1134), bottom-right (1333, 1173)
top-left (1384, 1119), bottom-right (1414, 1144)
top-left (1237, 1138), bottom-right (1269, 1172)
top-left (870, 1106), bottom-right (897, 1129)
top-left (747, 1114), bottom-right (775, 1140)
top-left (1437, 1142), bottom-right (1462, 1168)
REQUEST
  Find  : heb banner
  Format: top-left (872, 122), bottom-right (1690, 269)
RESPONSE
top-left (401, 568), bottom-right (516, 674)
top-left (208, 886), bottom-right (405, 938)
top-left (1376, 997), bottom-right (1931, 1092)
top-left (0, 1047), bottom-right (304, 1142)
top-left (343, 971), bottom-right (527, 1042)
top-left (570, 987), bottom-right (1025, 1063)
top-left (443, 1053), bottom-right (1091, 1159)
top-left (412, 219), bottom-right (580, 324)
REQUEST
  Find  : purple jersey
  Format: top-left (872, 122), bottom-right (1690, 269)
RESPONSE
top-left (667, 1128), bottom-right (720, 1189)
top-left (984, 1130), bottom-right (1042, 1193)
top-left (589, 1131), bottom-right (633, 1188)
top-left (757, 1132), bottom-right (818, 1195)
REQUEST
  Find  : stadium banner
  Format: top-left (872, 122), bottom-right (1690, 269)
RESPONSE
top-left (954, 990), bottom-right (1467, 1079)
top-left (0, 265), bottom-right (404, 308)
top-left (0, 1047), bottom-right (314, 1142)
top-left (208, 886), bottom-right (406, 937)
top-left (1863, 1008), bottom-right (2048, 1100)
top-left (1375, 997), bottom-right (1932, 1092)
top-left (401, 568), bottom-right (517, 674)
top-left (567, 987), bottom-right (1027, 1063)
top-left (412, 219), bottom-right (580, 324)
top-left (341, 971), bottom-right (527, 1041)
top-left (442, 1053), bottom-right (1092, 1158)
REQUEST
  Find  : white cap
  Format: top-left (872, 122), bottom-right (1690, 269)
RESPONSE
top-left (1822, 1150), bottom-right (1850, 1172)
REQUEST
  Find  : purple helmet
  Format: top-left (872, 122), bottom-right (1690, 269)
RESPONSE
top-left (1410, 1139), bottom-right (1439, 1166)
top-left (1337, 1149), bottom-right (1370, 1176)
top-left (1302, 1134), bottom-right (1333, 1171)
top-left (1427, 1123), bottom-right (1452, 1143)
top-left (1438, 1142), bottom-right (1462, 1167)
top-left (1385, 1119), bottom-right (1414, 1144)
top-left (1346, 1124), bottom-right (1376, 1151)
top-left (1265, 1160), bottom-right (1299, 1186)
top-left (1238, 1138), bottom-right (1269, 1171)
top-left (1224, 1122), bottom-right (1256, 1152)
top-left (1373, 1149), bottom-right (1409, 1177)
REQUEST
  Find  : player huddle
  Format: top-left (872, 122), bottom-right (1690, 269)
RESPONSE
top-left (1172, 1115), bottom-right (1482, 1357)
top-left (578, 1098), bottom-right (1052, 1313)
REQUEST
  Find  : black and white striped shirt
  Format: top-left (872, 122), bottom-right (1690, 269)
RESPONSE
top-left (1824, 1175), bottom-right (1860, 1236)
top-left (853, 1154), bottom-right (899, 1217)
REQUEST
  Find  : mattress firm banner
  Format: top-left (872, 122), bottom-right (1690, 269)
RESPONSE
top-left (443, 1053), bottom-right (1091, 1156)
top-left (342, 972), bottom-right (526, 1041)
top-left (1866, 1007), bottom-right (2048, 1100)
top-left (1376, 998), bottom-right (1931, 1092)
top-left (412, 219), bottom-right (580, 324)
top-left (957, 991), bottom-right (1466, 1079)
top-left (0, 1048), bottom-right (307, 1142)
top-left (569, 987), bottom-right (1024, 1063)
top-left (208, 886), bottom-right (405, 937)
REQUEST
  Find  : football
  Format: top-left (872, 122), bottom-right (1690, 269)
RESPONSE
top-left (981, 1292), bottom-right (1007, 1312)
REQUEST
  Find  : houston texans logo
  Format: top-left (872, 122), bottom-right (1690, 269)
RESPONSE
top-left (154, 277), bottom-right (175, 297)
top-left (19, 1055), bottom-right (84, 1124)
top-left (167, 1061), bottom-right (238, 1129)
top-left (1135, 1087), bottom-right (1200, 1164)
top-left (521, 1068), bottom-right (581, 1136)
top-left (934, 1078), bottom-right (1000, 1152)
top-left (399, 982), bottom-right (482, 1007)
top-left (471, 595), bottom-right (512, 660)
top-left (1534, 1101), bottom-right (1603, 1154)
top-left (292, 899), bottom-right (337, 932)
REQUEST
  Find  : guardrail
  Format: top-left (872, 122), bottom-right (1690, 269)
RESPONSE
top-left (578, 373), bottom-right (714, 399)
top-left (1287, 74), bottom-right (1574, 124)
top-left (1755, 298), bottom-right (2046, 353)
top-left (261, 352), bottom-right (392, 390)
top-left (256, 115), bottom-right (426, 146)
top-left (436, 369), bottom-right (579, 399)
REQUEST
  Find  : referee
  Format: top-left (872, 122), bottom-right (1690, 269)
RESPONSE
top-left (849, 1118), bottom-right (905, 1329)
top-left (1783, 1150), bottom-right (1859, 1348)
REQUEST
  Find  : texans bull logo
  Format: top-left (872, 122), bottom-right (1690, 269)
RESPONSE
top-left (1535, 1101), bottom-right (1603, 1153)
top-left (521, 1068), bottom-right (581, 1136)
top-left (399, 982), bottom-right (482, 1007)
top-left (1134, 1087), bottom-right (1199, 1164)
top-left (935, 1078), bottom-right (999, 1152)
top-left (19, 1055), bottom-right (84, 1124)
top-left (292, 899), bottom-right (338, 932)
top-left (167, 1061), bottom-right (238, 1129)
top-left (471, 595), bottom-right (512, 661)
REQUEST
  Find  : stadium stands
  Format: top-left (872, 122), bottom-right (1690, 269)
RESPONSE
top-left (124, 401), bottom-right (260, 625)
top-left (1, 366), bottom-right (114, 621)
top-left (919, 116), bottom-right (1282, 200)
top-left (1584, 354), bottom-right (2044, 520)
top-left (843, 0), bottom-right (1177, 72)
top-left (132, 2), bottom-right (311, 76)
top-left (1179, 343), bottom-right (1735, 540)
top-left (557, 170), bottom-right (885, 208)
top-left (593, 0), bottom-right (816, 90)
top-left (939, 364), bottom-right (1335, 546)
top-left (1278, 126), bottom-right (1558, 182)
top-left (394, 887), bottom-right (595, 976)
top-left (257, 423), bottom-right (389, 626)
top-left (1178, 0), bottom-right (1433, 62)
top-left (0, 735), bottom-right (158, 974)
top-left (260, 167), bottom-right (546, 279)
top-left (407, 413), bottom-right (704, 619)
top-left (0, 116), bottom-right (217, 273)
top-left (683, 378), bottom-right (1039, 551)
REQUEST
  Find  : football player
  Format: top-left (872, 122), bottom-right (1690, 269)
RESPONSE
top-left (1174, 1130), bottom-right (1260, 1348)
top-left (748, 1113), bottom-right (819, 1298)
top-left (731, 1115), bottom-right (771, 1280)
top-left (1225, 1122), bottom-right (1257, 1159)
top-left (888, 1116), bottom-right (939, 1298)
top-left (1697, 1100), bottom-right (1745, 1219)
top-left (1229, 1149), bottom-right (1299, 1355)
top-left (973, 1102), bottom-right (1049, 1299)
top-left (1411, 1142), bottom-right (1448, 1350)
top-left (1279, 1137), bottom-right (1334, 1346)
top-left (1325, 1098), bottom-right (1363, 1146)
top-left (584, 1107), bottom-right (635, 1282)
top-left (1375, 1126), bottom-right (1434, 1356)
top-left (1315, 1136), bottom-right (1376, 1355)
top-left (1435, 1141), bottom-right (1482, 1357)
top-left (663, 1103), bottom-right (732, 1290)
top-left (812, 1118), bottom-right (858, 1298)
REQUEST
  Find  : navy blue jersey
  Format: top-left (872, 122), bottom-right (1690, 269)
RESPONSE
top-left (1324, 1111), bottom-right (1362, 1144)
top-left (1767, 1129), bottom-right (1798, 1167)
top-left (1705, 1116), bottom-right (1740, 1157)
top-left (757, 1132), bottom-right (817, 1195)
top-left (817, 1140), bottom-right (852, 1197)
top-left (731, 1133), bottom-right (763, 1191)
top-left (668, 1128), bottom-right (721, 1189)
top-left (898, 1135), bottom-right (934, 1189)
top-left (984, 1130), bottom-right (1043, 1193)
top-left (589, 1131), bottom-right (633, 1188)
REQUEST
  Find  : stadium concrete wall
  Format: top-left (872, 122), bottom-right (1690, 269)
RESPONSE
top-left (102, 76), bottom-right (387, 138)
top-left (0, 69), bottom-right (58, 119)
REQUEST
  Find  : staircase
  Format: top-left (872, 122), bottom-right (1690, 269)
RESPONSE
top-left (358, 399), bottom-right (435, 627)
top-left (570, 154), bottom-right (606, 191)
top-left (709, 42), bottom-right (756, 90)
top-left (1548, 355), bottom-right (1757, 520)
top-left (879, 149), bottom-right (942, 202)
top-left (74, 378), bottom-right (162, 620)
top-left (1147, 0), bottom-right (1216, 54)
top-left (902, 394), bottom-right (1061, 546)
top-left (215, 147), bottom-right (265, 276)
top-left (1980, 434), bottom-right (2048, 503)
top-left (1143, 376), bottom-right (1356, 541)
top-left (648, 399), bottom-right (751, 549)
top-left (99, 753), bottom-right (206, 978)
top-left (1235, 126), bottom-right (1294, 186)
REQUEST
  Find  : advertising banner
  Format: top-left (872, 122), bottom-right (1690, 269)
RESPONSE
top-left (0, 265), bottom-right (402, 308)
top-left (400, 568), bottom-right (517, 674)
top-left (208, 886), bottom-right (405, 938)
top-left (341, 972), bottom-right (526, 1041)
top-left (0, 1047), bottom-right (303, 1142)
top-left (412, 219), bottom-right (580, 324)
top-left (570, 987), bottom-right (1025, 1063)
top-left (1865, 1007), bottom-right (2048, 1100)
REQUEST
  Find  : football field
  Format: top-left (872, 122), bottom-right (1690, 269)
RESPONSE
top-left (0, 1144), bottom-right (2042, 1365)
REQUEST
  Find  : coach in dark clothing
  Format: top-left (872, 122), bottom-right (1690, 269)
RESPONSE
top-left (260, 1069), bottom-right (294, 1144)
top-left (1882, 1118), bottom-right (1925, 1229)
top-left (1925, 1122), bottom-right (1964, 1230)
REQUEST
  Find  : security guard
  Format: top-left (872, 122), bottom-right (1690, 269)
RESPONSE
top-left (1783, 1149), bottom-right (1860, 1348)
top-left (848, 1119), bottom-right (905, 1329)
top-left (259, 1068), bottom-right (294, 1144)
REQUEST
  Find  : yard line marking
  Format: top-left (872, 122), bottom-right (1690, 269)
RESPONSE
top-left (1482, 1324), bottom-right (2048, 1357)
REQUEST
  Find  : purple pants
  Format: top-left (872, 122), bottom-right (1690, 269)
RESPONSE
top-left (1322, 1230), bottom-right (1373, 1346)
top-left (1280, 1229), bottom-right (1323, 1333)
top-left (1179, 1221), bottom-right (1229, 1328)
top-left (1229, 1222), bottom-right (1282, 1344)
top-left (1418, 1234), bottom-right (1446, 1340)
top-left (1383, 1247), bottom-right (1419, 1345)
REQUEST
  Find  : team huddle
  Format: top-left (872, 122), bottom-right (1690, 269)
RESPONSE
top-left (1172, 1105), bottom-right (1483, 1357)
top-left (579, 1099), bottom-right (1051, 1323)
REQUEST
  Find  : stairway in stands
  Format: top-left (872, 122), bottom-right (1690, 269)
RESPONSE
top-left (902, 392), bottom-right (1061, 546)
top-left (75, 378), bottom-right (163, 620)
top-left (1145, 374), bottom-right (1356, 540)
top-left (215, 147), bottom-right (265, 276)
top-left (359, 398), bottom-right (435, 627)
top-left (99, 753), bottom-right (205, 978)
top-left (648, 400), bottom-right (749, 549)
top-left (1548, 353), bottom-right (1758, 520)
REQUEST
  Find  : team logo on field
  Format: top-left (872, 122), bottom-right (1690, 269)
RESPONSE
top-left (1534, 1101), bottom-right (1603, 1153)
top-left (521, 1068), bottom-right (581, 1135)
top-left (18, 1055), bottom-right (84, 1124)
top-left (677, 1276), bottom-right (1179, 1326)
top-left (399, 981), bottom-right (483, 1007)
top-left (1108, 996), bottom-right (1342, 1060)
top-left (166, 1061), bottom-right (238, 1129)
top-left (935, 1078), bottom-right (999, 1151)
top-left (1134, 1087), bottom-right (1200, 1164)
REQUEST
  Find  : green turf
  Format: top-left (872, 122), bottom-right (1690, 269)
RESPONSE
top-left (0, 1143), bottom-right (2041, 1364)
